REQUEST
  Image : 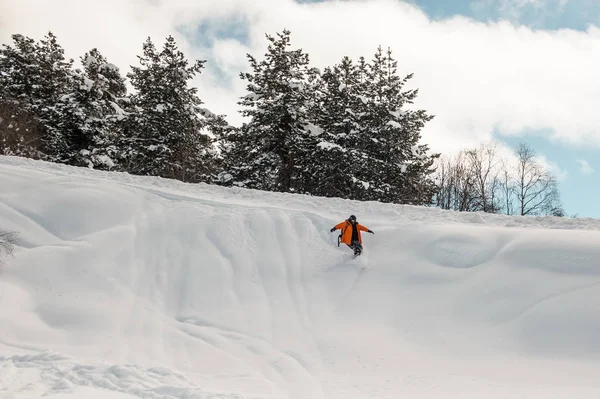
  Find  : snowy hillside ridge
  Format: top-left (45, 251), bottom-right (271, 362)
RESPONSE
top-left (2, 155), bottom-right (600, 399)
top-left (1, 155), bottom-right (598, 231)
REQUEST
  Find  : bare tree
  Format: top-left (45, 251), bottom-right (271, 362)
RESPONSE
top-left (0, 230), bottom-right (18, 266)
top-left (514, 143), bottom-right (563, 216)
top-left (499, 158), bottom-right (516, 215)
top-left (465, 142), bottom-right (501, 213)
top-left (434, 151), bottom-right (477, 212)
top-left (435, 141), bottom-right (565, 217)
top-left (433, 155), bottom-right (451, 209)
top-left (434, 153), bottom-right (456, 210)
top-left (435, 142), bottom-right (505, 214)
top-left (453, 152), bottom-right (478, 211)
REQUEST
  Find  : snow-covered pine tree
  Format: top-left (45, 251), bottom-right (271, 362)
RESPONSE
top-left (308, 56), bottom-right (370, 199)
top-left (32, 32), bottom-right (75, 161)
top-left (58, 48), bottom-right (128, 169)
top-left (0, 36), bottom-right (44, 157)
top-left (124, 36), bottom-right (213, 182)
top-left (0, 32), bottom-right (73, 161)
top-left (220, 30), bottom-right (320, 193)
top-left (359, 46), bottom-right (438, 204)
top-left (0, 33), bottom-right (39, 119)
top-left (201, 108), bottom-right (236, 181)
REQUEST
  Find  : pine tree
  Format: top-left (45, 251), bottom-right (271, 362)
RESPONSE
top-left (32, 32), bottom-right (75, 161)
top-left (309, 56), bottom-right (369, 199)
top-left (358, 47), bottom-right (438, 204)
top-left (59, 48), bottom-right (128, 169)
top-left (0, 34), bottom-right (39, 102)
top-left (0, 35), bottom-right (44, 158)
top-left (0, 32), bottom-right (73, 161)
top-left (220, 30), bottom-right (320, 193)
top-left (202, 108), bottom-right (235, 181)
top-left (124, 36), bottom-right (213, 181)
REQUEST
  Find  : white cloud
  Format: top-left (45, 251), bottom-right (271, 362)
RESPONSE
top-left (576, 159), bottom-right (595, 174)
top-left (2, 0), bottom-right (600, 155)
top-left (536, 154), bottom-right (569, 180)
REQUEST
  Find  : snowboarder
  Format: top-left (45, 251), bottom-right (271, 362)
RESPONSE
top-left (330, 215), bottom-right (374, 256)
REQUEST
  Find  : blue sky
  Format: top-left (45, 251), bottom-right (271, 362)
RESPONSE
top-left (410, 0), bottom-right (600, 31)
top-left (299, 0), bottom-right (600, 31)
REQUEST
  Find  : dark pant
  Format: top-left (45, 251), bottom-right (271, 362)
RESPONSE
top-left (348, 240), bottom-right (362, 256)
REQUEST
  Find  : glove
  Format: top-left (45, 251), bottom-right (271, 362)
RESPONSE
top-left (368, 230), bottom-right (374, 234)
top-left (330, 227), bottom-right (336, 232)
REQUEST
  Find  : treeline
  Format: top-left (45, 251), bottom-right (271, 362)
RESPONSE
top-left (0, 32), bottom-right (222, 183)
top-left (0, 30), bottom-right (564, 215)
top-left (0, 30), bottom-right (438, 205)
top-left (433, 141), bottom-right (564, 217)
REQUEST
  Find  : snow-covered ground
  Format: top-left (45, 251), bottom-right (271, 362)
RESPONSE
top-left (1, 155), bottom-right (600, 399)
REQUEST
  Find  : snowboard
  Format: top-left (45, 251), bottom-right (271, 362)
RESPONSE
top-left (350, 253), bottom-right (368, 271)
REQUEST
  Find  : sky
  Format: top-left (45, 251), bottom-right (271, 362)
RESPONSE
top-left (1, 0), bottom-right (599, 217)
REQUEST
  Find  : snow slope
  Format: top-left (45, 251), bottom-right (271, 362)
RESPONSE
top-left (1, 155), bottom-right (600, 398)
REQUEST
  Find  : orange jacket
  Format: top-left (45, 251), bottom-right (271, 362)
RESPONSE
top-left (333, 220), bottom-right (371, 245)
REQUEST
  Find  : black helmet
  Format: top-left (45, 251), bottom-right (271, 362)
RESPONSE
top-left (348, 215), bottom-right (356, 222)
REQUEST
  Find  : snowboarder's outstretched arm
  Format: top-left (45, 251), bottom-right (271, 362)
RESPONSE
top-left (358, 224), bottom-right (374, 234)
top-left (330, 221), bottom-right (347, 232)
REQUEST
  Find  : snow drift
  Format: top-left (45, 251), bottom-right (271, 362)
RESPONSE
top-left (1, 155), bottom-right (600, 399)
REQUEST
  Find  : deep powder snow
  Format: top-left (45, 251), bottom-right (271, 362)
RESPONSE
top-left (1, 155), bottom-right (600, 399)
